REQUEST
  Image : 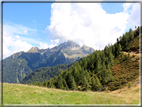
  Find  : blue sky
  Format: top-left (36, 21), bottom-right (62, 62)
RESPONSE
top-left (3, 2), bottom-right (140, 58)
top-left (3, 3), bottom-right (52, 45)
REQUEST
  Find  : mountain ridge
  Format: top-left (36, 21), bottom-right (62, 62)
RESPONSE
top-left (3, 40), bottom-right (95, 83)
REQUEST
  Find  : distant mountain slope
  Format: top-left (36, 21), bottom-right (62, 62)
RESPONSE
top-left (20, 64), bottom-right (72, 84)
top-left (3, 40), bottom-right (95, 83)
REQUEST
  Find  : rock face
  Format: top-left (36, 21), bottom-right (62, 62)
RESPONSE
top-left (3, 40), bottom-right (95, 83)
top-left (28, 47), bottom-right (40, 53)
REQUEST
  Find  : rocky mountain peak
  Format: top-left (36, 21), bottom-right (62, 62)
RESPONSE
top-left (28, 47), bottom-right (40, 53)
top-left (59, 40), bottom-right (80, 49)
top-left (81, 45), bottom-right (90, 50)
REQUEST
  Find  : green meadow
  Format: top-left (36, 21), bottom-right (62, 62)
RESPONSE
top-left (3, 82), bottom-right (139, 105)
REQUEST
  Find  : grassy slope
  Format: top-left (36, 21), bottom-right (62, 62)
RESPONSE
top-left (3, 82), bottom-right (139, 104)
top-left (107, 51), bottom-right (139, 91)
top-left (106, 28), bottom-right (140, 91)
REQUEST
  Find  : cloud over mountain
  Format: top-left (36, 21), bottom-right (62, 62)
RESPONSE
top-left (47, 3), bottom-right (140, 50)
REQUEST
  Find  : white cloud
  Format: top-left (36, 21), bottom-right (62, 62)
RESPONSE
top-left (3, 34), bottom-right (33, 59)
top-left (122, 3), bottom-right (140, 31)
top-left (128, 3), bottom-right (140, 27)
top-left (3, 23), bottom-right (36, 35)
top-left (39, 42), bottom-right (49, 49)
top-left (3, 23), bottom-right (34, 59)
top-left (122, 3), bottom-right (132, 12)
top-left (47, 3), bottom-right (130, 50)
top-left (23, 29), bottom-right (28, 34)
top-left (39, 39), bottom-right (59, 49)
top-left (16, 35), bottom-right (20, 39)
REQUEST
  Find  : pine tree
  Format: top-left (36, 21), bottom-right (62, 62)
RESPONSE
top-left (117, 38), bottom-right (119, 44)
top-left (101, 52), bottom-right (105, 63)
top-left (100, 61), bottom-right (113, 85)
top-left (100, 62), bottom-right (107, 85)
top-left (56, 74), bottom-right (64, 89)
top-left (108, 51), bottom-right (114, 66)
top-left (112, 45), bottom-right (115, 56)
top-left (118, 43), bottom-right (122, 55)
top-left (91, 75), bottom-right (102, 91)
top-left (66, 72), bottom-right (76, 90)
top-left (82, 76), bottom-right (90, 91)
top-left (62, 79), bottom-right (69, 90)
top-left (50, 79), bottom-right (55, 88)
top-left (104, 46), bottom-right (109, 56)
top-left (71, 78), bottom-right (77, 90)
top-left (86, 70), bottom-right (91, 85)
top-left (106, 63), bottom-right (114, 82)
top-left (129, 28), bottom-right (134, 41)
top-left (114, 44), bottom-right (118, 56)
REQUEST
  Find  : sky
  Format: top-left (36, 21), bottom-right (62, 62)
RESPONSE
top-left (2, 1), bottom-right (140, 59)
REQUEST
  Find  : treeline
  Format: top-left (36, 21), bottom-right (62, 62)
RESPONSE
top-left (29, 26), bottom-right (141, 91)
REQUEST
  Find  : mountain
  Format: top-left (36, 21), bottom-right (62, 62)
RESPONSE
top-left (3, 40), bottom-right (95, 83)
top-left (28, 26), bottom-right (140, 92)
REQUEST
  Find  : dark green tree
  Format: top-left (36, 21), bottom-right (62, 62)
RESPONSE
top-left (95, 58), bottom-right (101, 74)
top-left (91, 75), bottom-right (102, 91)
top-left (62, 79), bottom-right (69, 90)
top-left (118, 43), bottom-right (122, 55)
top-left (56, 74), bottom-right (64, 89)
top-left (108, 51), bottom-right (114, 66)
top-left (129, 28), bottom-right (134, 41)
top-left (71, 78), bottom-right (77, 90)
top-left (82, 76), bottom-right (90, 91)
top-left (112, 45), bottom-right (115, 56)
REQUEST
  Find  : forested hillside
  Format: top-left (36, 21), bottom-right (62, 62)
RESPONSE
top-left (20, 64), bottom-right (73, 84)
top-left (29, 26), bottom-right (141, 91)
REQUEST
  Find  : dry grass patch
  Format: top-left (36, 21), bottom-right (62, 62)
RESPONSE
top-left (109, 82), bottom-right (140, 104)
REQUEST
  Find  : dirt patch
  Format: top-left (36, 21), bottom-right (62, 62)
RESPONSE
top-left (123, 51), bottom-right (139, 58)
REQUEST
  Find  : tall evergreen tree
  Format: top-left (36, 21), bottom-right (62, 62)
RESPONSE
top-left (129, 28), bottom-right (134, 41)
top-left (62, 79), bottom-right (69, 90)
top-left (108, 51), bottom-right (114, 66)
top-left (104, 46), bottom-right (109, 57)
top-left (95, 58), bottom-right (101, 74)
top-left (100, 62), bottom-right (107, 85)
top-left (56, 74), bottom-right (64, 89)
top-left (91, 75), bottom-right (102, 91)
top-left (71, 78), bottom-right (77, 90)
top-left (118, 43), bottom-right (122, 55)
top-left (112, 45), bottom-right (115, 56)
top-left (82, 76), bottom-right (90, 91)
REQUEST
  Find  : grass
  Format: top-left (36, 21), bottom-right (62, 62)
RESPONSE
top-left (3, 82), bottom-right (140, 105)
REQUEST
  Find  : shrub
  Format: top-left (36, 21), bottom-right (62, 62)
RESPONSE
top-left (128, 82), bottom-right (132, 88)
top-left (124, 54), bottom-right (128, 60)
